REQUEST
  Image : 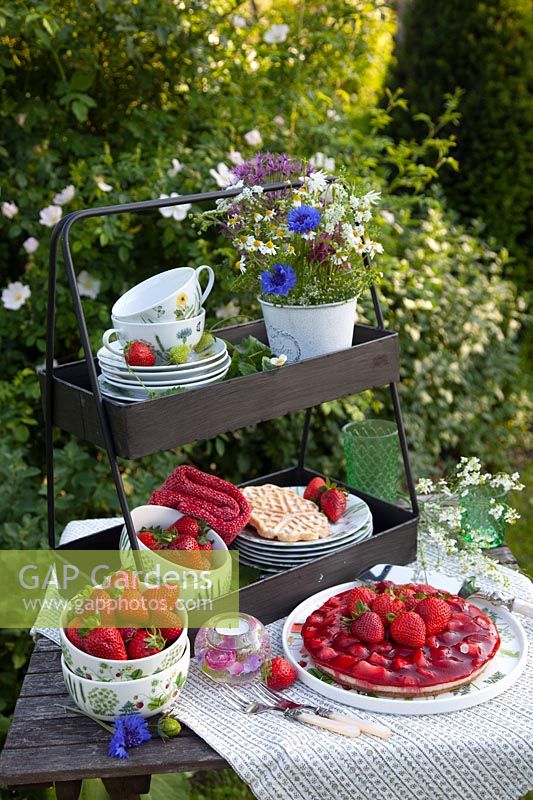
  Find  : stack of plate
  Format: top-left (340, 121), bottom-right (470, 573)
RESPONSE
top-left (232, 486), bottom-right (373, 573)
top-left (96, 337), bottom-right (230, 403)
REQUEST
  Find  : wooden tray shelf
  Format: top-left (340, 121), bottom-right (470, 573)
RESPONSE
top-left (39, 320), bottom-right (400, 459)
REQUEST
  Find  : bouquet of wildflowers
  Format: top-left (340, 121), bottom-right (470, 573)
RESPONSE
top-left (200, 153), bottom-right (383, 306)
top-left (416, 457), bottom-right (524, 584)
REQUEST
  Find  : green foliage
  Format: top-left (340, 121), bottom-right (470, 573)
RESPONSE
top-left (390, 0), bottom-right (533, 289)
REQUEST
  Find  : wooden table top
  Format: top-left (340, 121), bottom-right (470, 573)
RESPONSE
top-left (0, 545), bottom-right (519, 795)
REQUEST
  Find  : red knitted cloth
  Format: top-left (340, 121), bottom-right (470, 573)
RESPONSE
top-left (149, 465), bottom-right (251, 544)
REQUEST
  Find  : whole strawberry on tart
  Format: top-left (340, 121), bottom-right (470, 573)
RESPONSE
top-left (301, 581), bottom-right (500, 697)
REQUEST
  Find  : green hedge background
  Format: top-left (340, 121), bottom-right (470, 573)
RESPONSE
top-left (0, 1), bottom-right (531, 797)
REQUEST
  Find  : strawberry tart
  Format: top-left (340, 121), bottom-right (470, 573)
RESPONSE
top-left (301, 581), bottom-right (500, 697)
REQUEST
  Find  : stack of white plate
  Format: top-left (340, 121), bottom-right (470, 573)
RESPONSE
top-left (233, 486), bottom-right (373, 573)
top-left (96, 337), bottom-right (230, 403)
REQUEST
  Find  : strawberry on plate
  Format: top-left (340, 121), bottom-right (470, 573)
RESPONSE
top-left (320, 486), bottom-right (347, 522)
top-left (371, 593), bottom-right (406, 622)
top-left (303, 477), bottom-right (326, 503)
top-left (415, 597), bottom-right (451, 636)
top-left (389, 611), bottom-right (426, 648)
top-left (351, 611), bottom-right (385, 644)
top-left (346, 585), bottom-right (376, 614)
top-left (127, 628), bottom-right (165, 659)
top-left (124, 340), bottom-right (156, 367)
top-left (261, 657), bottom-right (297, 690)
top-left (80, 626), bottom-right (128, 660)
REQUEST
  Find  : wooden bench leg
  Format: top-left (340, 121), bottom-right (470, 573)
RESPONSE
top-left (55, 780), bottom-right (82, 800)
top-left (102, 775), bottom-right (151, 800)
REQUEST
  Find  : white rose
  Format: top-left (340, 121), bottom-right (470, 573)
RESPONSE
top-left (53, 184), bottom-right (76, 205)
top-left (1, 201), bottom-right (19, 219)
top-left (23, 237), bottom-right (39, 254)
top-left (2, 281), bottom-right (31, 310)
top-left (39, 205), bottom-right (63, 227)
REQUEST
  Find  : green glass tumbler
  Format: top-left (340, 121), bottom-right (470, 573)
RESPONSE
top-left (342, 419), bottom-right (399, 502)
top-left (460, 485), bottom-right (507, 548)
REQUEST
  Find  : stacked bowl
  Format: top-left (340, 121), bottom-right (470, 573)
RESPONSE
top-left (60, 586), bottom-right (190, 721)
top-left (98, 266), bottom-right (231, 402)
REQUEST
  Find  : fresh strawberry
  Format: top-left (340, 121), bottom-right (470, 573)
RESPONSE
top-left (117, 587), bottom-right (149, 627)
top-left (390, 612), bottom-right (426, 648)
top-left (169, 516), bottom-right (201, 538)
top-left (124, 340), bottom-right (156, 367)
top-left (261, 657), bottom-right (297, 690)
top-left (143, 585), bottom-right (179, 614)
top-left (350, 611), bottom-right (385, 644)
top-left (108, 570), bottom-right (139, 592)
top-left (303, 477), bottom-right (326, 503)
top-left (127, 628), bottom-right (165, 659)
top-left (395, 587), bottom-right (418, 611)
top-left (371, 593), bottom-right (406, 622)
top-left (197, 531), bottom-right (213, 551)
top-left (166, 533), bottom-right (204, 570)
top-left (65, 616), bottom-right (87, 651)
top-left (81, 627), bottom-right (127, 660)
top-left (84, 588), bottom-right (116, 626)
top-left (346, 585), bottom-right (376, 614)
top-left (320, 487), bottom-right (347, 522)
top-left (120, 627), bottom-right (138, 643)
top-left (415, 597), bottom-right (452, 636)
top-left (151, 609), bottom-right (183, 643)
top-left (138, 531), bottom-right (159, 550)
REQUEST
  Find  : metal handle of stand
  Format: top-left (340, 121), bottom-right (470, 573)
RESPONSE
top-left (45, 179), bottom-right (316, 551)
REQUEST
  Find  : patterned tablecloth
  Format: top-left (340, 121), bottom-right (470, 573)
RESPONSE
top-left (43, 519), bottom-right (533, 800)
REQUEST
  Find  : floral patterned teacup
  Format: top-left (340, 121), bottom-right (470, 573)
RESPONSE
top-left (112, 266), bottom-right (214, 323)
top-left (103, 309), bottom-right (205, 356)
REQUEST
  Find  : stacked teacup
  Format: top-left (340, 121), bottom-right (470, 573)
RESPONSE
top-left (98, 266), bottom-right (231, 402)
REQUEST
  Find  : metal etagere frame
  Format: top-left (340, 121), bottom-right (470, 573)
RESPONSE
top-left (44, 181), bottom-right (418, 561)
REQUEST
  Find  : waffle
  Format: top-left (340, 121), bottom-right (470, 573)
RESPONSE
top-left (242, 484), bottom-right (330, 542)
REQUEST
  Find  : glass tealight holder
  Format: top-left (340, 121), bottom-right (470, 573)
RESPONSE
top-left (194, 613), bottom-right (271, 685)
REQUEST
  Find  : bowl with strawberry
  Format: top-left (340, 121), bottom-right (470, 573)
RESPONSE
top-left (60, 573), bottom-right (188, 682)
top-left (62, 638), bottom-right (190, 721)
top-left (119, 505), bottom-right (232, 602)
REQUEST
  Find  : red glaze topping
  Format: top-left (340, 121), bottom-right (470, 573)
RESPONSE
top-left (301, 582), bottom-right (500, 690)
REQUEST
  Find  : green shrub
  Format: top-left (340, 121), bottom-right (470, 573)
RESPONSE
top-left (390, 0), bottom-right (533, 290)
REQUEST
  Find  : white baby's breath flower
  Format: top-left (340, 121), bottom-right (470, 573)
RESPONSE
top-left (416, 478), bottom-right (435, 495)
top-left (504, 507), bottom-right (520, 524)
top-left (209, 162), bottom-right (235, 188)
top-left (270, 354), bottom-right (287, 367)
top-left (264, 23), bottom-right (289, 44)
top-left (488, 502), bottom-right (505, 521)
top-left (39, 205), bottom-right (62, 227)
top-left (167, 158), bottom-right (183, 177)
top-left (158, 193), bottom-right (191, 221)
top-left (2, 281), bottom-right (31, 310)
top-left (228, 150), bottom-right (244, 166)
top-left (244, 128), bottom-right (262, 147)
top-left (95, 177), bottom-right (113, 192)
top-left (77, 270), bottom-right (101, 300)
top-left (23, 237), bottom-right (39, 254)
top-left (215, 299), bottom-right (241, 319)
top-left (1, 201), bottom-right (19, 219)
top-left (231, 14), bottom-right (247, 28)
top-left (53, 184), bottom-right (75, 205)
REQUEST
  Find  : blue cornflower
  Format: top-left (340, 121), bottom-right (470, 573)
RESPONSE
top-left (260, 263), bottom-right (297, 297)
top-left (287, 204), bottom-right (321, 234)
top-left (108, 715), bottom-right (152, 759)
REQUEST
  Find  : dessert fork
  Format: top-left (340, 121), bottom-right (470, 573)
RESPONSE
top-left (219, 684), bottom-right (361, 738)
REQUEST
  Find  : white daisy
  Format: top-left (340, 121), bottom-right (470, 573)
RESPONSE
top-left (39, 205), bottom-right (62, 227)
top-left (53, 184), bottom-right (75, 205)
top-left (2, 281), bottom-right (31, 310)
top-left (23, 237), bottom-right (39, 254)
top-left (1, 201), bottom-right (19, 219)
top-left (158, 193), bottom-right (191, 221)
top-left (77, 270), bottom-right (101, 300)
top-left (304, 170), bottom-right (329, 193)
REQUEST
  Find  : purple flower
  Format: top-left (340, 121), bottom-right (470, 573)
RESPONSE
top-left (231, 152), bottom-right (311, 186)
top-left (260, 263), bottom-right (297, 296)
top-left (287, 205), bottom-right (321, 234)
top-left (108, 715), bottom-right (151, 759)
top-left (308, 233), bottom-right (337, 265)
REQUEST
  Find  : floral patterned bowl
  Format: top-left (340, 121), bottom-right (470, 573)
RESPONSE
top-left (62, 639), bottom-right (190, 721)
top-left (59, 603), bottom-right (188, 682)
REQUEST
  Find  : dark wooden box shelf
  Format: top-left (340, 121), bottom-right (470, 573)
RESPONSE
top-left (59, 466), bottom-right (417, 625)
top-left (39, 320), bottom-right (400, 459)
